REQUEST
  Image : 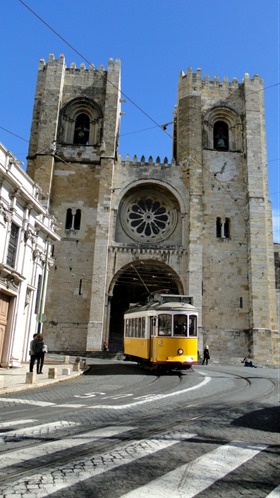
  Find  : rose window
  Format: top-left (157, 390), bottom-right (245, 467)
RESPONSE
top-left (120, 190), bottom-right (178, 242)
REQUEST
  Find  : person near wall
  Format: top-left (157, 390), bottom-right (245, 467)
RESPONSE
top-left (202, 345), bottom-right (210, 365)
top-left (242, 357), bottom-right (257, 368)
top-left (29, 333), bottom-right (38, 373)
top-left (33, 334), bottom-right (48, 374)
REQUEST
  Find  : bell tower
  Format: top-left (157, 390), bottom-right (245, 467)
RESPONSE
top-left (27, 54), bottom-right (121, 351)
top-left (173, 68), bottom-right (278, 362)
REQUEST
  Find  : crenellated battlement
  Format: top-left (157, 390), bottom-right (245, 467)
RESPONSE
top-left (179, 66), bottom-right (263, 93)
top-left (117, 154), bottom-right (176, 168)
top-left (38, 53), bottom-right (120, 74)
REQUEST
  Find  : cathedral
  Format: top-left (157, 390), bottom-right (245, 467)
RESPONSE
top-left (26, 54), bottom-right (278, 363)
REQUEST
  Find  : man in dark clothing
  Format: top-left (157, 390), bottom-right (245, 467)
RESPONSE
top-left (202, 345), bottom-right (210, 365)
top-left (33, 334), bottom-right (47, 374)
top-left (29, 333), bottom-right (38, 372)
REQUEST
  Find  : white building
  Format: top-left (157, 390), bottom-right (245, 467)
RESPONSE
top-left (0, 143), bottom-right (60, 367)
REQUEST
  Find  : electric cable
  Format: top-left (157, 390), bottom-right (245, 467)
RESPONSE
top-left (18, 0), bottom-right (172, 139)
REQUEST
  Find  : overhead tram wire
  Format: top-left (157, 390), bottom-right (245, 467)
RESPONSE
top-left (0, 126), bottom-right (29, 142)
top-left (18, 0), bottom-right (172, 140)
top-left (11, 2), bottom-right (280, 258)
top-left (8, 2), bottom-right (280, 153)
top-left (8, 2), bottom-right (280, 157)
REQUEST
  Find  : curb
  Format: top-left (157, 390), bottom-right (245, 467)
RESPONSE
top-left (0, 370), bottom-right (83, 396)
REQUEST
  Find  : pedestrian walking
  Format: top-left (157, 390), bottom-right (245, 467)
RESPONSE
top-left (33, 334), bottom-right (48, 374)
top-left (29, 333), bottom-right (38, 372)
top-left (202, 345), bottom-right (210, 365)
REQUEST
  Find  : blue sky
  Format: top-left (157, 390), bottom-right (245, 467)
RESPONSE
top-left (1, 0), bottom-right (279, 241)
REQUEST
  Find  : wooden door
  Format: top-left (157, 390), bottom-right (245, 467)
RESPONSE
top-left (0, 292), bottom-right (10, 362)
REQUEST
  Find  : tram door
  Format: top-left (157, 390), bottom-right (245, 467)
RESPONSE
top-left (149, 316), bottom-right (157, 361)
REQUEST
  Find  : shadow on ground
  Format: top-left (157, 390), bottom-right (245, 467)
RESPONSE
top-left (83, 362), bottom-right (192, 377)
top-left (231, 405), bottom-right (280, 432)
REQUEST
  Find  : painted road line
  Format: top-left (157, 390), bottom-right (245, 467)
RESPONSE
top-left (0, 430), bottom-right (196, 497)
top-left (0, 421), bottom-right (79, 444)
top-left (0, 398), bottom-right (56, 406)
top-left (266, 486), bottom-right (280, 497)
top-left (0, 425), bottom-right (136, 471)
top-left (120, 440), bottom-right (268, 497)
top-left (0, 419), bottom-right (36, 429)
top-left (87, 376), bottom-right (211, 409)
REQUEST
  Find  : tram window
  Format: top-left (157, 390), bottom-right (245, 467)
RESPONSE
top-left (150, 317), bottom-right (157, 337)
top-left (125, 319), bottom-right (130, 337)
top-left (142, 317), bottom-right (145, 337)
top-left (158, 314), bottom-right (172, 336)
top-left (174, 315), bottom-right (188, 336)
top-left (137, 317), bottom-right (141, 337)
top-left (189, 315), bottom-right (197, 336)
top-left (131, 318), bottom-right (135, 337)
top-left (135, 318), bottom-right (139, 337)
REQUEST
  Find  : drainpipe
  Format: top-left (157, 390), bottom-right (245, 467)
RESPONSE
top-left (37, 241), bottom-right (49, 334)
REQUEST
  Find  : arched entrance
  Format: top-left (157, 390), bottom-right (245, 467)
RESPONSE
top-left (108, 260), bottom-right (184, 351)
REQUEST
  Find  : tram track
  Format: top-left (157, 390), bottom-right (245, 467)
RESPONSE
top-left (0, 366), bottom-right (277, 486)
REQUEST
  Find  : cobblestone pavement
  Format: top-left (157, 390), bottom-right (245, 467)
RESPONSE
top-left (0, 362), bottom-right (278, 497)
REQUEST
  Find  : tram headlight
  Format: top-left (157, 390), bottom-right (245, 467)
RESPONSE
top-left (177, 348), bottom-right (184, 355)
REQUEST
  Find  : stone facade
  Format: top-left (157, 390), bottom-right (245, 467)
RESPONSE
top-left (0, 143), bottom-right (60, 367)
top-left (26, 55), bottom-right (279, 364)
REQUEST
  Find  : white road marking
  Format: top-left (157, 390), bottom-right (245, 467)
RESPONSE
top-left (120, 440), bottom-right (268, 497)
top-left (88, 376), bottom-right (211, 409)
top-left (74, 391), bottom-right (106, 398)
top-left (0, 425), bottom-right (136, 471)
top-left (0, 377), bottom-right (210, 410)
top-left (0, 430), bottom-right (196, 497)
top-left (50, 403), bottom-right (85, 408)
top-left (0, 419), bottom-right (36, 429)
top-left (266, 486), bottom-right (280, 497)
top-left (0, 421), bottom-right (79, 444)
top-left (111, 394), bottom-right (134, 400)
top-left (0, 398), bottom-right (55, 406)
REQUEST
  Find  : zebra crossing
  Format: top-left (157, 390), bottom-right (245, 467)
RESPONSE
top-left (0, 418), bottom-right (278, 497)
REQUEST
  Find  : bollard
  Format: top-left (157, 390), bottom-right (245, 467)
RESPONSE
top-left (64, 355), bottom-right (70, 363)
top-left (48, 368), bottom-right (57, 379)
top-left (62, 368), bottom-right (71, 376)
top-left (80, 359), bottom-right (86, 369)
top-left (26, 372), bottom-right (36, 384)
top-left (73, 362), bottom-right (80, 372)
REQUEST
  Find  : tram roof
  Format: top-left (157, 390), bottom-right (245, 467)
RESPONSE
top-left (125, 295), bottom-right (197, 314)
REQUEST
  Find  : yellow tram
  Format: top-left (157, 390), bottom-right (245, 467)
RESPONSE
top-left (124, 294), bottom-right (198, 371)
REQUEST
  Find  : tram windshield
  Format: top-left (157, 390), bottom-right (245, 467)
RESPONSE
top-left (174, 314), bottom-right (188, 335)
top-left (173, 314), bottom-right (197, 337)
top-left (189, 315), bottom-right (197, 336)
top-left (158, 314), bottom-right (172, 336)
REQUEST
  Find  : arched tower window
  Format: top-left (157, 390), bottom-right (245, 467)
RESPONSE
top-left (203, 106), bottom-right (242, 152)
top-left (214, 121), bottom-right (229, 151)
top-left (216, 217), bottom-right (231, 239)
top-left (65, 208), bottom-right (73, 229)
top-left (73, 209), bottom-right (81, 230)
top-left (65, 208), bottom-right (81, 230)
top-left (58, 98), bottom-right (103, 147)
top-left (74, 114), bottom-right (90, 145)
top-left (224, 217), bottom-right (230, 238)
top-left (216, 217), bottom-right (222, 238)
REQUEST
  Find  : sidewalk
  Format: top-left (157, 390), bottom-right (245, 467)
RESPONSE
top-left (0, 354), bottom-right (84, 395)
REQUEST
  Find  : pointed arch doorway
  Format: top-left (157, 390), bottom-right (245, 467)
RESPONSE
top-left (107, 260), bottom-right (184, 351)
